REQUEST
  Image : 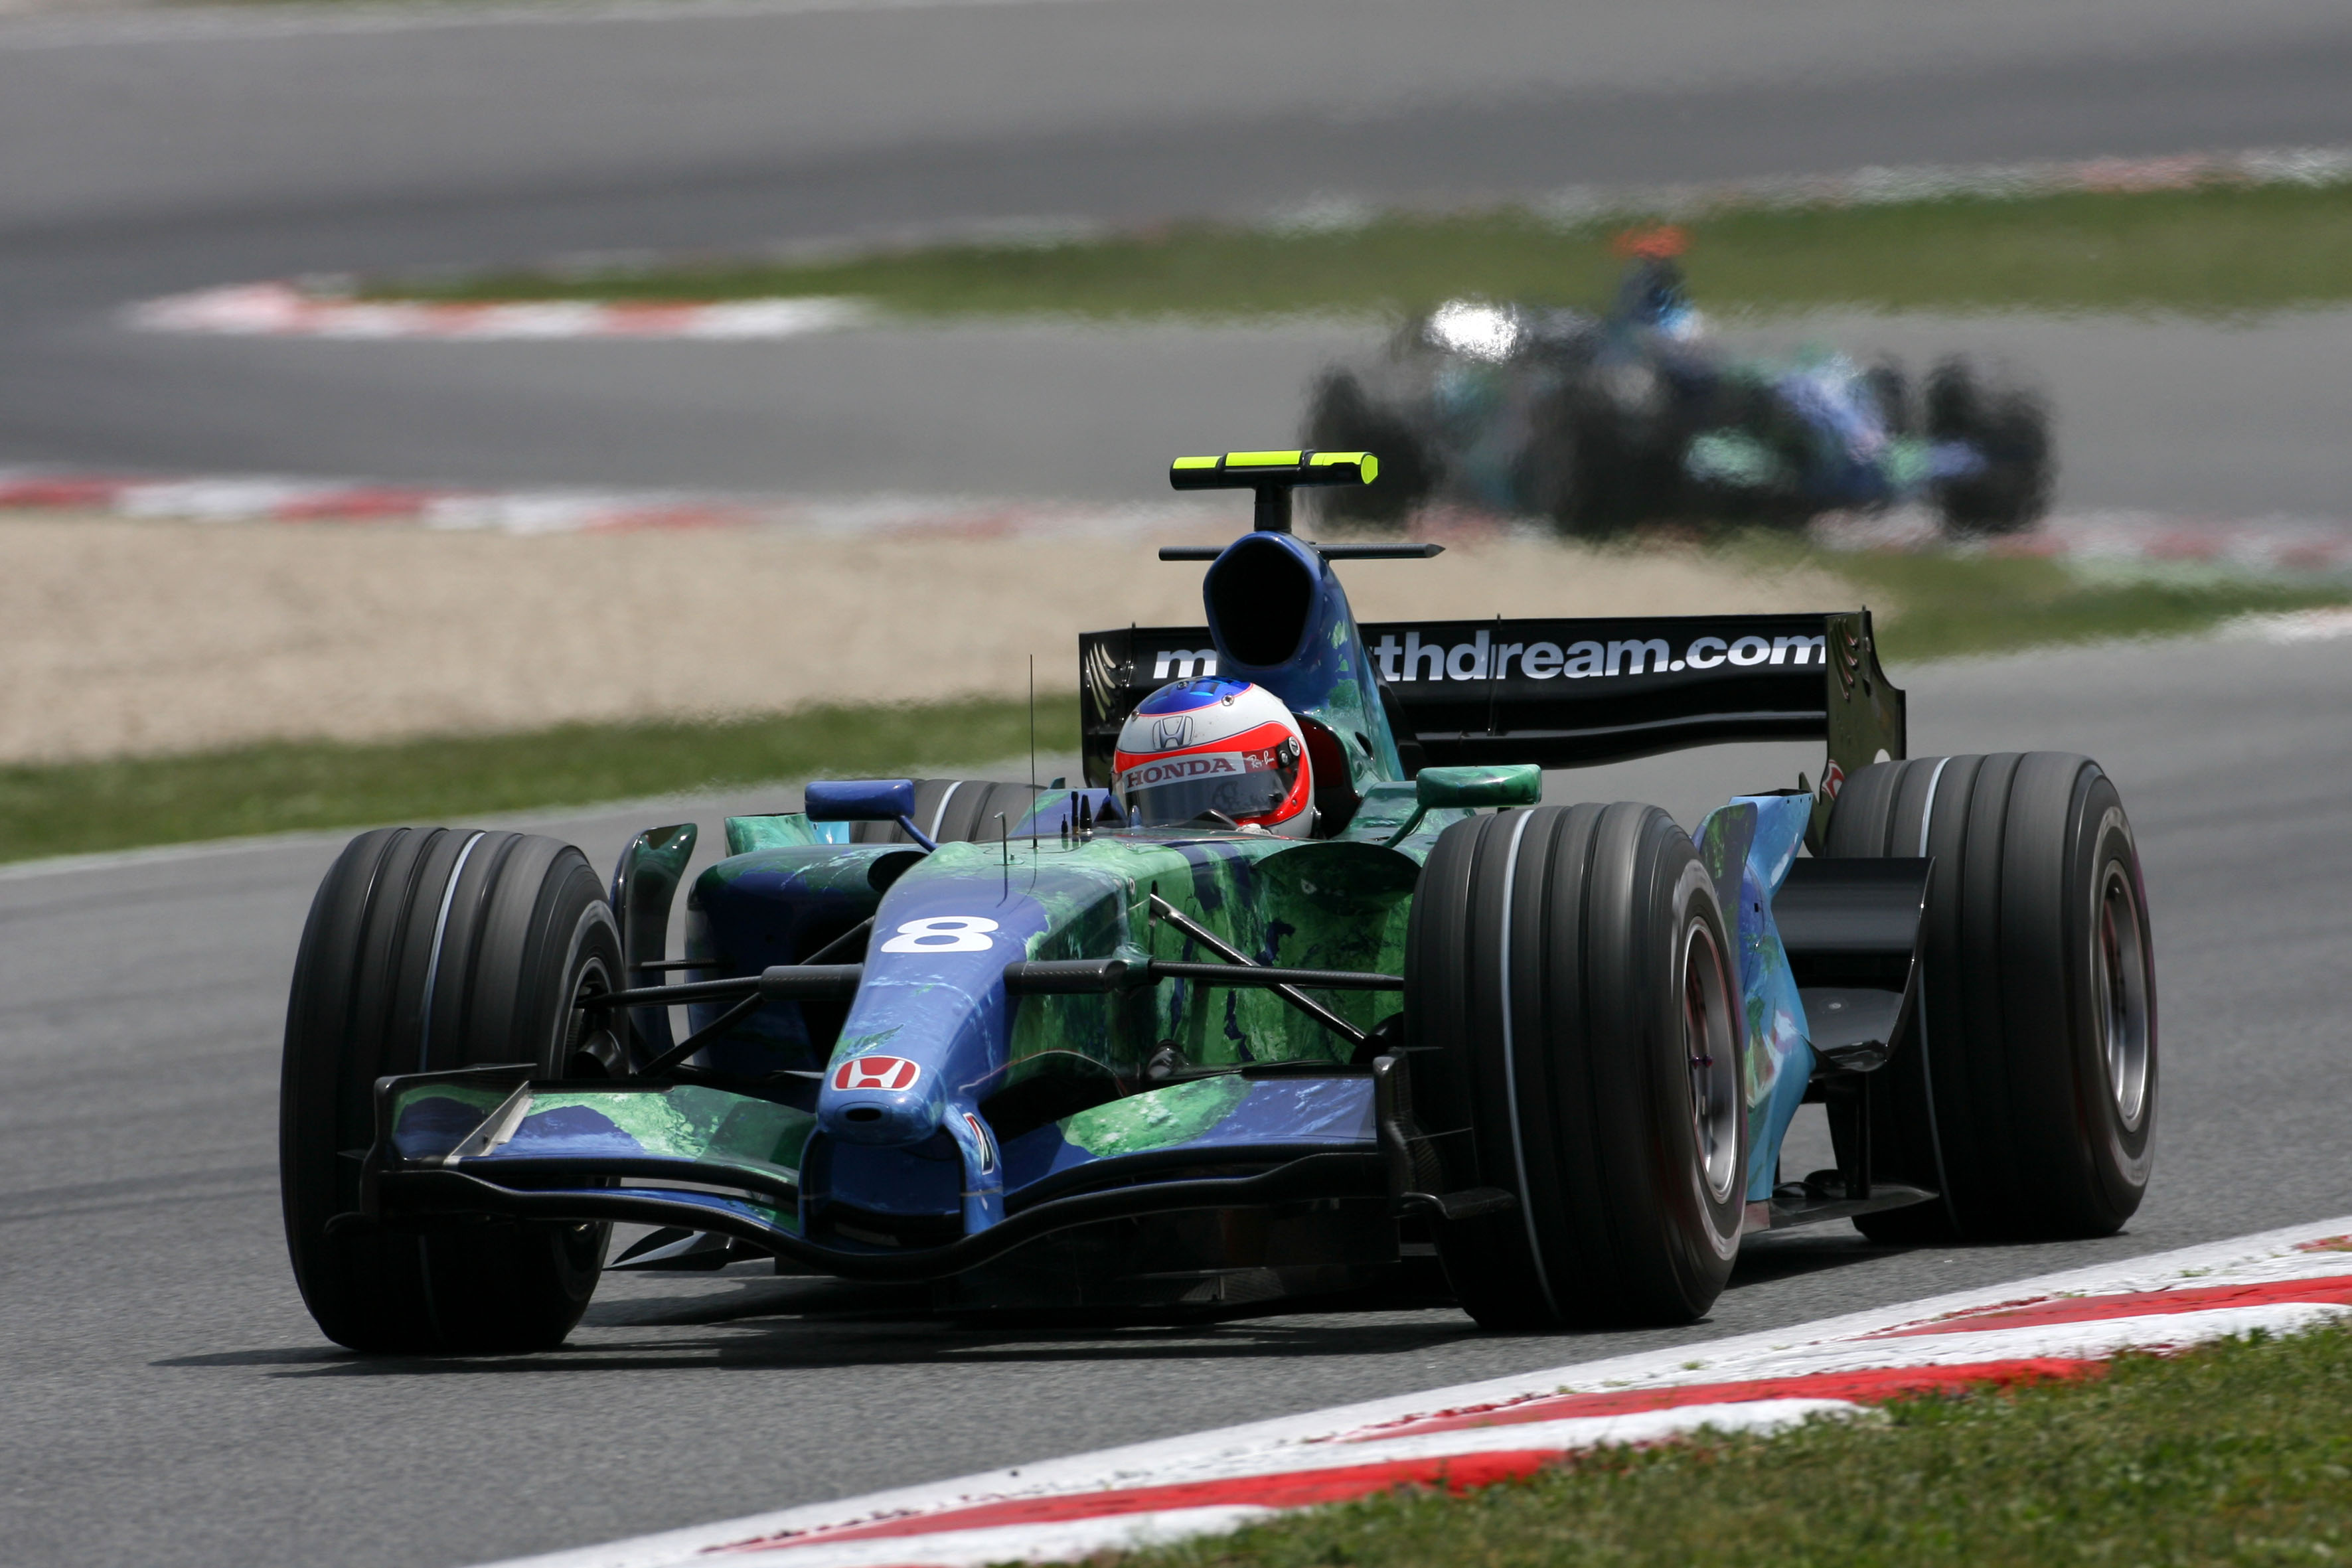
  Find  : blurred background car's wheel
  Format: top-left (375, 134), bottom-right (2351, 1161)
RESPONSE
top-left (1928, 358), bottom-right (2055, 535)
top-left (1864, 359), bottom-right (1915, 437)
top-left (1409, 802), bottom-right (1746, 1329)
top-left (1304, 368), bottom-right (1438, 531)
top-left (1518, 385), bottom-right (1612, 538)
top-left (1824, 754), bottom-right (2157, 1242)
top-left (281, 828), bottom-right (617, 1354)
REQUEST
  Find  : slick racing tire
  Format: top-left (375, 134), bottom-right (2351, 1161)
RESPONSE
top-left (1926, 358), bottom-right (2053, 536)
top-left (1304, 369), bottom-right (1437, 530)
top-left (1823, 754), bottom-right (2156, 1241)
top-left (1518, 385), bottom-right (1605, 538)
top-left (1407, 803), bottom-right (1747, 1329)
top-left (280, 828), bottom-right (619, 1354)
top-left (849, 779), bottom-right (1046, 846)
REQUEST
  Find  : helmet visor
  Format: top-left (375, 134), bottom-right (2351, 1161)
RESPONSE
top-left (1117, 741), bottom-right (1301, 828)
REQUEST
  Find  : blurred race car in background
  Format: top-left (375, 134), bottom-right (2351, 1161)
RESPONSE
top-left (1306, 229), bottom-right (2053, 538)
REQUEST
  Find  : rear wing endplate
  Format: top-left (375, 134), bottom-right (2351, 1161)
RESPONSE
top-left (1079, 611), bottom-right (1904, 844)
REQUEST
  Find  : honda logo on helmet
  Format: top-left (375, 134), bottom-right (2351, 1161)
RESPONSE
top-left (831, 1056), bottom-right (920, 1092)
top-left (1151, 714), bottom-right (1192, 751)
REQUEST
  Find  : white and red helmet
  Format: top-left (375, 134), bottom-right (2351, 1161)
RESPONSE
top-left (1113, 678), bottom-right (1314, 836)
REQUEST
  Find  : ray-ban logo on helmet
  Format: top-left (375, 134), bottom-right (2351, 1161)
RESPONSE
top-left (1152, 714), bottom-right (1192, 751)
top-left (832, 1056), bottom-right (919, 1092)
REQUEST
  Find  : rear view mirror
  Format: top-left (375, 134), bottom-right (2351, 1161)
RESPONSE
top-left (1415, 765), bottom-right (1543, 811)
top-left (805, 779), bottom-right (935, 851)
top-left (1383, 765), bottom-right (1543, 845)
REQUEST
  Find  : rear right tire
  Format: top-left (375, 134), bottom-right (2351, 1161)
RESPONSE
top-left (1408, 803), bottom-right (1746, 1329)
top-left (1823, 753), bottom-right (2157, 1241)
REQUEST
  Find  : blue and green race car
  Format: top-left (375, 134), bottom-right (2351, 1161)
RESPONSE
top-left (280, 449), bottom-right (2155, 1353)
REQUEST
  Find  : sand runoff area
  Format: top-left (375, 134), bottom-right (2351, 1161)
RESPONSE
top-left (0, 515), bottom-right (1847, 764)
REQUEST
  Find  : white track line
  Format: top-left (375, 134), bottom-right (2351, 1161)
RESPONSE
top-left (480, 1215), bottom-right (2352, 1568)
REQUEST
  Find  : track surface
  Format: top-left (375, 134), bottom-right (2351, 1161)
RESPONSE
top-left (3, 5), bottom-right (2351, 1565)
top-left (6, 0), bottom-right (2352, 491)
top-left (4, 632), bottom-right (2349, 1567)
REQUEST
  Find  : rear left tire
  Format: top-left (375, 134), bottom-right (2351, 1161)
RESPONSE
top-left (1408, 803), bottom-right (1746, 1329)
top-left (848, 779), bottom-right (1046, 846)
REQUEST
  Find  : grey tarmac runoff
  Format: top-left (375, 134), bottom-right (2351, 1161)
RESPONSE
top-left (3, 1), bottom-right (2351, 1563)
top-left (1, 629), bottom-right (2346, 1568)
top-left (5, 0), bottom-right (2352, 491)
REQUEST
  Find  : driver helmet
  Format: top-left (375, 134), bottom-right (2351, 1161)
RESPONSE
top-left (1113, 678), bottom-right (1314, 836)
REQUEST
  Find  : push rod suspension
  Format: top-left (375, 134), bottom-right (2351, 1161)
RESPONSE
top-left (1145, 894), bottom-right (1372, 1049)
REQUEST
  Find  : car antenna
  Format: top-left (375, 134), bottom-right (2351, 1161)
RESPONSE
top-left (1486, 611), bottom-right (1504, 736)
top-left (1028, 655), bottom-right (1038, 852)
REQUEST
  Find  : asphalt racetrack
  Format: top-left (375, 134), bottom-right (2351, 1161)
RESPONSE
top-left (6, 0), bottom-right (2352, 493)
top-left (5, 632), bottom-right (2350, 1567)
top-left (3, 2), bottom-right (2351, 1563)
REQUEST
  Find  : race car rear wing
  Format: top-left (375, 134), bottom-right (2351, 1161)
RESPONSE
top-left (1079, 611), bottom-right (1905, 837)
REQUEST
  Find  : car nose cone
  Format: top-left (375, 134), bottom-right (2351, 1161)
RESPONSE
top-left (819, 1052), bottom-right (943, 1145)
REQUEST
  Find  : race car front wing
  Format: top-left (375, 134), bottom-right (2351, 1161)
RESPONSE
top-left (334, 1056), bottom-right (1463, 1284)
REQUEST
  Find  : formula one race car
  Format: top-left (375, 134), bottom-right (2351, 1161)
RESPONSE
top-left (280, 451), bottom-right (2154, 1354)
top-left (1307, 239), bottom-right (2053, 537)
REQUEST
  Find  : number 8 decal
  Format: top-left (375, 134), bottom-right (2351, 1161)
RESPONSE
top-left (880, 916), bottom-right (1001, 953)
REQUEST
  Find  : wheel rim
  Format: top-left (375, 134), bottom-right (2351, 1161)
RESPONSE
top-left (1681, 917), bottom-right (1739, 1204)
top-left (562, 956), bottom-right (623, 1078)
top-left (2092, 860), bottom-right (2152, 1131)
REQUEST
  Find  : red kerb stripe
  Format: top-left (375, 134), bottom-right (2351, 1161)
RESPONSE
top-left (717, 1452), bottom-right (1557, 1553)
top-left (1345, 1357), bottom-right (2099, 1441)
top-left (1871, 1275), bottom-right (2352, 1337)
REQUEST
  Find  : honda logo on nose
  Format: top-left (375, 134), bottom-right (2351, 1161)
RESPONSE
top-left (1152, 714), bottom-right (1192, 751)
top-left (831, 1056), bottom-right (920, 1092)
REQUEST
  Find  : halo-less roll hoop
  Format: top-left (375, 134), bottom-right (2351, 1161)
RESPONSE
top-left (1169, 449), bottom-right (1378, 533)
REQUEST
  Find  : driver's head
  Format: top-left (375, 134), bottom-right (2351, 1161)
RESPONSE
top-left (1113, 678), bottom-right (1314, 836)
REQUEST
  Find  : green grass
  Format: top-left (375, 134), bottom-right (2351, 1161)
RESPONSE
top-left (1772, 545), bottom-right (2351, 665)
top-left (0, 697), bottom-right (1079, 866)
top-left (378, 183), bottom-right (2352, 321)
top-left (0, 552), bottom-right (2336, 866)
top-left (1113, 1326), bottom-right (2352, 1568)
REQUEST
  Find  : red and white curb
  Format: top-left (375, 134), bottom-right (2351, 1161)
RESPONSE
top-left (5, 465), bottom-right (2351, 579)
top-left (121, 147), bottom-right (2352, 342)
top-left (126, 286), bottom-right (868, 341)
top-left (0, 469), bottom-right (1221, 539)
top-left (1814, 506), bottom-right (2352, 579)
top-left (486, 1216), bottom-right (2352, 1568)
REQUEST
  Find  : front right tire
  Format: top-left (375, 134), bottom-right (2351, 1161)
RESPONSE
top-left (281, 827), bottom-right (617, 1354)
